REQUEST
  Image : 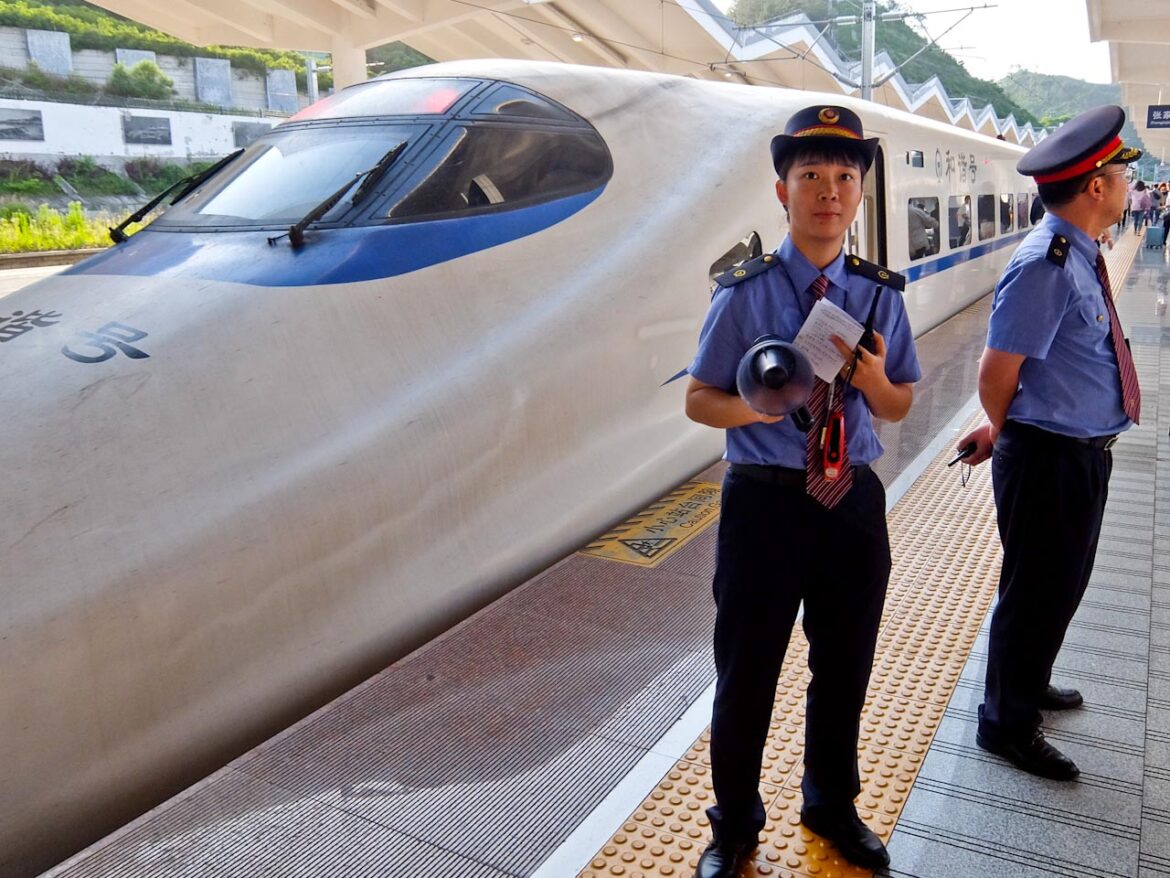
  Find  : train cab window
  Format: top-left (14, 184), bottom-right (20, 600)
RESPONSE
top-left (387, 125), bottom-right (611, 221)
top-left (907, 197), bottom-right (940, 261)
top-left (1016, 193), bottom-right (1029, 228)
top-left (472, 85), bottom-right (577, 122)
top-left (177, 124), bottom-right (419, 224)
top-left (948, 195), bottom-right (972, 248)
top-left (977, 194), bottom-right (996, 240)
top-left (999, 194), bottom-right (1014, 233)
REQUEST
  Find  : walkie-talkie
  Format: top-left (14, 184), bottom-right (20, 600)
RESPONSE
top-left (844, 285), bottom-right (884, 386)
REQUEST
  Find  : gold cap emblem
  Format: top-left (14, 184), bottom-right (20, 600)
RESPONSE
top-left (819, 108), bottom-right (840, 124)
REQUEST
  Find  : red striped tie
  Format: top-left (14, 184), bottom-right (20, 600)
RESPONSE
top-left (804, 274), bottom-right (853, 508)
top-left (1095, 254), bottom-right (1141, 424)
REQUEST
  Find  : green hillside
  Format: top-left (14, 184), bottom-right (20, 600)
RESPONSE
top-left (997, 69), bottom-right (1161, 178)
top-left (727, 0), bottom-right (1039, 126)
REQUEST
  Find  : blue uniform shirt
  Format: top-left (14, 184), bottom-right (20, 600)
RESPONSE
top-left (689, 237), bottom-right (922, 468)
top-left (987, 212), bottom-right (1132, 437)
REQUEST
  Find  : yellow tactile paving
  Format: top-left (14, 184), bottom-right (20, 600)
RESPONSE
top-left (580, 232), bottom-right (1144, 878)
top-left (579, 411), bottom-right (1000, 878)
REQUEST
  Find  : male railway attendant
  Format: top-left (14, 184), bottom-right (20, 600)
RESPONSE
top-left (958, 105), bottom-right (1141, 780)
top-left (685, 105), bottom-right (920, 878)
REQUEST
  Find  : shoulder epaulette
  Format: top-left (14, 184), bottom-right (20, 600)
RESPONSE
top-left (844, 254), bottom-right (906, 292)
top-left (1045, 233), bottom-right (1070, 267)
top-left (714, 253), bottom-right (782, 287)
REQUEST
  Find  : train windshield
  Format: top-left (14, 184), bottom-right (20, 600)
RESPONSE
top-left (172, 124), bottom-right (417, 225)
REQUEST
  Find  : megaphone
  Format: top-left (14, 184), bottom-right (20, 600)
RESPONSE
top-left (736, 335), bottom-right (815, 430)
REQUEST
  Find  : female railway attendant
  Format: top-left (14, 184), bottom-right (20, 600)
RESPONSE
top-left (684, 105), bottom-right (920, 878)
top-left (958, 105), bottom-right (1141, 781)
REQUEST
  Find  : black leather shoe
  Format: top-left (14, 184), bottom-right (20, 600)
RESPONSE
top-left (976, 726), bottom-right (1079, 780)
top-left (693, 839), bottom-right (754, 878)
top-left (800, 805), bottom-right (890, 869)
top-left (1040, 684), bottom-right (1083, 710)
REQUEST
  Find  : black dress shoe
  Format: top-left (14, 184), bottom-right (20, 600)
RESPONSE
top-left (800, 805), bottom-right (890, 869)
top-left (693, 839), bottom-right (754, 878)
top-left (976, 726), bottom-right (1079, 780)
top-left (1040, 684), bottom-right (1083, 710)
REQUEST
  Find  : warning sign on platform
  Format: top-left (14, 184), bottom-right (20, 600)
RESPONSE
top-left (579, 480), bottom-right (721, 567)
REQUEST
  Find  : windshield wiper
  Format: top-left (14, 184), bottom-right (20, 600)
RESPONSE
top-left (268, 141), bottom-right (407, 249)
top-left (108, 148), bottom-right (245, 244)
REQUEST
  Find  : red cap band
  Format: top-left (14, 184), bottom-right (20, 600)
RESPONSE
top-left (1033, 136), bottom-right (1123, 183)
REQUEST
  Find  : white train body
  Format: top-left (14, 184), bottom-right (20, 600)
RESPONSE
top-left (0, 60), bottom-right (1032, 877)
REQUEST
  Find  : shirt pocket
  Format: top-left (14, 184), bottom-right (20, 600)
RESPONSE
top-left (1074, 294), bottom-right (1109, 334)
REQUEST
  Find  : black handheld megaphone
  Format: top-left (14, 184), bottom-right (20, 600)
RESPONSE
top-left (736, 335), bottom-right (815, 429)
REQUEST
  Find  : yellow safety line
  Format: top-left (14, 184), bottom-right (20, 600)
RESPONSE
top-left (579, 411), bottom-right (1000, 878)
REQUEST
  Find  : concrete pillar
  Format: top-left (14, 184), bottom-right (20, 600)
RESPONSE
top-left (331, 45), bottom-right (367, 89)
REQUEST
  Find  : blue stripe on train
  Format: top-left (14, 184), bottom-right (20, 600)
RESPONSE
top-left (902, 229), bottom-right (1029, 283)
top-left (65, 186), bottom-right (604, 287)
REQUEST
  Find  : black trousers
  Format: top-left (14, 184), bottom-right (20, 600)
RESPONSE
top-left (981, 421), bottom-right (1112, 736)
top-left (707, 465), bottom-right (890, 844)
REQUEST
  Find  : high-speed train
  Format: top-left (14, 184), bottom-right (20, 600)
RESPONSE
top-left (1, 59), bottom-right (1037, 877)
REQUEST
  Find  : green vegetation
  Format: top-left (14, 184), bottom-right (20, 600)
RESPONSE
top-left (0, 159), bottom-right (59, 197)
top-left (0, 201), bottom-right (118, 252)
top-left (0, 60), bottom-right (97, 96)
top-left (57, 156), bottom-right (139, 196)
top-left (0, 0), bottom-right (436, 94)
top-left (725, 0), bottom-right (1039, 126)
top-left (124, 157), bottom-right (213, 194)
top-left (367, 42), bottom-right (431, 77)
top-left (105, 59), bottom-right (174, 100)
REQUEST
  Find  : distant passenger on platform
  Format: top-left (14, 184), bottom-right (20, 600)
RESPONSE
top-left (1130, 180), bottom-right (1150, 234)
top-left (957, 105), bottom-right (1141, 781)
top-left (684, 105), bottom-right (920, 877)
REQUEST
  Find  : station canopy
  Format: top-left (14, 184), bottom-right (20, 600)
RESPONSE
top-left (1088, 0), bottom-right (1170, 163)
top-left (84, 0), bottom-right (1060, 144)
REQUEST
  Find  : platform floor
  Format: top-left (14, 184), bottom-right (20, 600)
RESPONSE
top-left (40, 230), bottom-right (1166, 878)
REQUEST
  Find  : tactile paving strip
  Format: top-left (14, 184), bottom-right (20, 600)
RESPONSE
top-left (578, 411), bottom-right (1001, 878)
top-left (580, 233), bottom-right (1144, 878)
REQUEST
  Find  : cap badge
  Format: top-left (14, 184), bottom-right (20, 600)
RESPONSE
top-left (818, 108), bottom-right (840, 124)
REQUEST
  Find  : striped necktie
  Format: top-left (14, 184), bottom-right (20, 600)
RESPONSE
top-left (804, 274), bottom-right (853, 508)
top-left (1095, 254), bottom-right (1141, 424)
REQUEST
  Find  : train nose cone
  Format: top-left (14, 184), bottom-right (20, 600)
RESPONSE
top-left (736, 336), bottom-right (814, 416)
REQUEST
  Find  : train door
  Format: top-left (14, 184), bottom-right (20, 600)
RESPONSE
top-left (847, 145), bottom-right (888, 265)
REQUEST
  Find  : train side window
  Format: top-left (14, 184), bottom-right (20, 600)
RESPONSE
top-left (387, 125), bottom-right (612, 221)
top-left (906, 150), bottom-right (924, 168)
top-left (1016, 193), bottom-right (1029, 228)
top-left (472, 84), bottom-right (577, 122)
top-left (999, 193), bottom-right (1013, 233)
top-left (1029, 193), bottom-right (1045, 225)
top-left (948, 195), bottom-right (972, 248)
top-left (977, 194), bottom-right (996, 240)
top-left (907, 197), bottom-right (940, 261)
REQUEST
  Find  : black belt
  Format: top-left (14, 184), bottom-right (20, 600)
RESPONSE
top-left (1003, 421), bottom-right (1118, 450)
top-left (729, 462), bottom-right (871, 487)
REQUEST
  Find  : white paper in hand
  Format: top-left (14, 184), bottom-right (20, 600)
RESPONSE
top-left (792, 297), bottom-right (864, 382)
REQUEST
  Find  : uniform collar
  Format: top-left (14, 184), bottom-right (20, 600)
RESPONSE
top-left (1038, 212), bottom-right (1099, 264)
top-left (778, 236), bottom-right (848, 293)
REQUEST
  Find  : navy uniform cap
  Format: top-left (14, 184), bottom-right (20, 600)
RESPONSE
top-left (770, 105), bottom-right (879, 176)
top-left (1017, 105), bottom-right (1142, 183)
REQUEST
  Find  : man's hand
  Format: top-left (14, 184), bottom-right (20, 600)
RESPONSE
top-left (956, 422), bottom-right (996, 466)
